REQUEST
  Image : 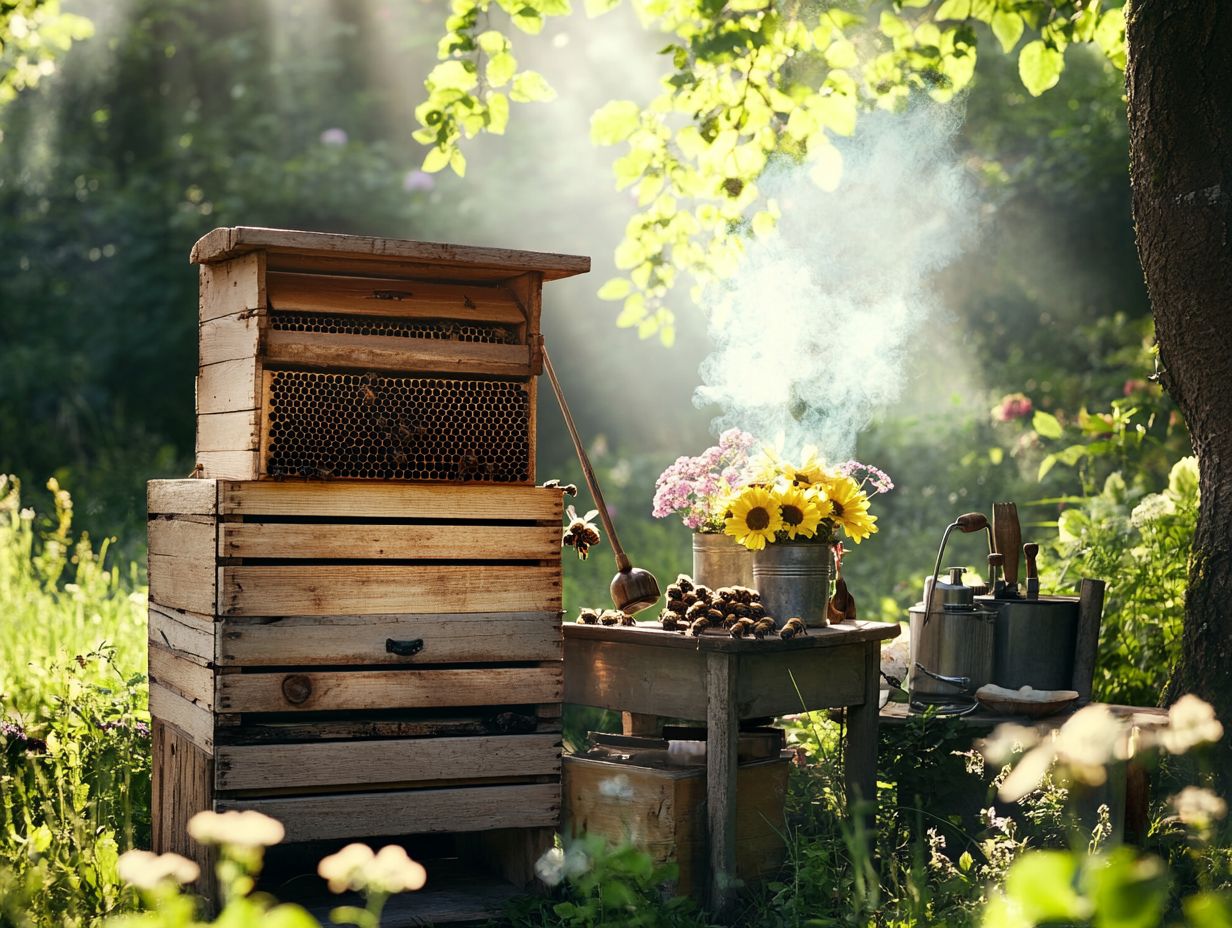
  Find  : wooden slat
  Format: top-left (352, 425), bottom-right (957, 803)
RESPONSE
top-left (218, 612), bottom-right (561, 666)
top-left (199, 252), bottom-right (264, 323)
top-left (149, 642), bottom-right (215, 710)
top-left (220, 564), bottom-right (561, 616)
top-left (215, 733), bottom-right (561, 791)
top-left (216, 665), bottom-right (563, 713)
top-left (149, 552), bottom-right (216, 616)
top-left (199, 309), bottom-right (262, 366)
top-left (191, 226), bottom-right (590, 282)
top-left (148, 480), bottom-right (218, 517)
top-left (197, 358), bottom-right (259, 414)
top-left (267, 252), bottom-right (518, 282)
top-left (562, 619), bottom-right (901, 652)
top-left (218, 522), bottom-right (559, 560)
top-left (737, 644), bottom-right (867, 717)
top-left (151, 721), bottom-right (218, 902)
top-left (196, 410), bottom-right (260, 454)
top-left (267, 271), bottom-right (525, 323)
top-left (263, 330), bottom-right (531, 378)
top-left (219, 481), bottom-right (562, 520)
top-left (149, 683), bottom-right (214, 753)
top-left (213, 783), bottom-right (561, 841)
top-left (148, 517), bottom-right (215, 563)
top-left (565, 638), bottom-right (709, 720)
top-left (149, 604), bottom-right (215, 666)
top-left (195, 450), bottom-right (259, 482)
top-left (217, 710), bottom-right (560, 745)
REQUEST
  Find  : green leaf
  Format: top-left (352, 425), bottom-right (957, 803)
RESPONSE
top-left (1004, 851), bottom-right (1088, 923)
top-left (486, 52), bottom-right (517, 87)
top-left (959, 850), bottom-right (974, 872)
top-left (988, 447), bottom-right (1003, 465)
top-left (597, 277), bottom-right (631, 300)
top-left (814, 93), bottom-right (857, 136)
top-left (427, 60), bottom-right (478, 92)
top-left (590, 100), bottom-right (641, 145)
top-left (1184, 891), bottom-right (1232, 928)
top-left (935, 0), bottom-right (971, 20)
top-left (1038, 454), bottom-right (1057, 482)
top-left (879, 11), bottom-right (910, 39)
top-left (476, 29), bottom-right (509, 54)
top-left (1082, 849), bottom-right (1168, 928)
top-left (616, 292), bottom-right (647, 327)
top-left (1032, 409), bottom-right (1063, 439)
top-left (511, 70), bottom-right (556, 102)
top-left (824, 39), bottom-right (858, 69)
top-left (511, 7), bottom-right (544, 33)
top-left (585, 0), bottom-right (620, 15)
top-left (487, 92), bottom-right (510, 133)
top-left (1094, 7), bottom-right (1127, 69)
top-left (262, 904), bottom-right (321, 928)
top-left (1018, 40), bottom-right (1065, 96)
top-left (421, 146), bottom-right (452, 174)
top-left (449, 148), bottom-right (467, 177)
top-left (990, 9), bottom-right (1024, 53)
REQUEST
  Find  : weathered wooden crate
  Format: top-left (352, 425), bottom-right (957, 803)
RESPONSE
top-left (147, 477), bottom-right (566, 909)
top-left (562, 734), bottom-right (790, 899)
top-left (190, 226), bottom-right (589, 481)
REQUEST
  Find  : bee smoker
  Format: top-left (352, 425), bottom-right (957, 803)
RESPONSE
top-left (908, 513), bottom-right (998, 715)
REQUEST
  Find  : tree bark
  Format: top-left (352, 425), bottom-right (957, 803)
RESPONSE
top-left (1125, 2), bottom-right (1232, 760)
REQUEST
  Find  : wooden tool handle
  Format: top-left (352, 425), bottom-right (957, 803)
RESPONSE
top-left (1023, 542), bottom-right (1039, 580)
top-left (993, 503), bottom-right (1022, 587)
top-left (541, 344), bottom-right (630, 570)
top-left (1072, 578), bottom-right (1106, 703)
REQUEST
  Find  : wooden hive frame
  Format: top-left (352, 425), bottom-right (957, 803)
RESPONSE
top-left (192, 227), bottom-right (589, 482)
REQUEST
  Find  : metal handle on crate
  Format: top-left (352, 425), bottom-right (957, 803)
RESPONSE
top-left (913, 662), bottom-right (972, 694)
top-left (386, 638), bottom-right (425, 657)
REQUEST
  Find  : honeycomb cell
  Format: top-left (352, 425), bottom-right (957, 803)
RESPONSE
top-left (270, 311), bottom-right (519, 345)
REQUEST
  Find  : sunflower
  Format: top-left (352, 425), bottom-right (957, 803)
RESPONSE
top-left (773, 484), bottom-right (826, 540)
top-left (827, 475), bottom-right (878, 543)
top-left (724, 485), bottom-right (783, 551)
top-left (784, 446), bottom-right (829, 488)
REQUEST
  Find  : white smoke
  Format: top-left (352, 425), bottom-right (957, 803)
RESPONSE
top-left (694, 104), bottom-right (977, 460)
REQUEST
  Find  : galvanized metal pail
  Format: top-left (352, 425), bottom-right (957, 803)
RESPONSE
top-left (692, 532), bottom-right (755, 590)
top-left (752, 542), bottom-right (834, 627)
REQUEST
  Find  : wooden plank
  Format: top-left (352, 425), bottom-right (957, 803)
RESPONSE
top-left (843, 641), bottom-right (881, 829)
top-left (152, 721), bottom-right (218, 905)
top-left (149, 683), bottom-right (214, 753)
top-left (302, 866), bottom-right (521, 927)
top-left (266, 252), bottom-right (518, 282)
top-left (220, 564), bottom-right (561, 617)
top-left (191, 226), bottom-right (591, 282)
top-left (149, 642), bottom-right (215, 710)
top-left (215, 733), bottom-right (561, 791)
top-left (218, 612), bottom-right (562, 666)
top-left (149, 552), bottom-right (216, 616)
top-left (461, 827), bottom-right (555, 889)
top-left (199, 251), bottom-right (265, 323)
top-left (217, 710), bottom-right (559, 745)
top-left (199, 309), bottom-right (262, 367)
top-left (195, 450), bottom-right (259, 482)
top-left (196, 410), bottom-right (260, 454)
top-left (220, 480), bottom-right (562, 520)
top-left (215, 783), bottom-right (560, 842)
top-left (737, 644), bottom-right (866, 717)
top-left (149, 604), bottom-right (215, 666)
top-left (564, 638), bottom-right (708, 720)
top-left (148, 480), bottom-right (218, 517)
top-left (561, 619), bottom-right (901, 652)
top-left (148, 517), bottom-right (215, 563)
top-left (263, 329), bottom-right (531, 378)
top-left (216, 665), bottom-right (563, 713)
top-left (266, 271), bottom-right (525, 323)
top-left (197, 358), bottom-right (259, 414)
top-left (1073, 578), bottom-right (1106, 703)
top-left (706, 651), bottom-right (739, 915)
top-left (219, 522), bottom-right (559, 561)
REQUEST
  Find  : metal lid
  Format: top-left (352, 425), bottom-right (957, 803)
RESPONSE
top-left (935, 566), bottom-right (975, 611)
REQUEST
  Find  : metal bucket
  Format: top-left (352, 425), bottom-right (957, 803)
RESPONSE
top-left (908, 603), bottom-right (996, 703)
top-left (692, 532), bottom-right (755, 590)
top-left (980, 595), bottom-right (1080, 690)
top-left (752, 542), bottom-right (834, 627)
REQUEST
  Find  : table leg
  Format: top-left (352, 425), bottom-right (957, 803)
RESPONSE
top-left (705, 651), bottom-right (739, 916)
top-left (844, 641), bottom-right (880, 828)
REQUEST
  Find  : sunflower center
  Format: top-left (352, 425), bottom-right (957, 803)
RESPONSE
top-left (831, 500), bottom-right (845, 517)
top-left (746, 506), bottom-right (771, 531)
top-left (781, 504), bottom-right (804, 526)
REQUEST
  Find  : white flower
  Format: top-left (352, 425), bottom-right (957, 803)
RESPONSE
top-left (117, 849), bottom-right (200, 889)
top-left (993, 705), bottom-right (1130, 803)
top-left (535, 846), bottom-right (565, 887)
top-left (318, 843), bottom-right (375, 893)
top-left (1130, 493), bottom-right (1174, 528)
top-left (19, 507), bottom-right (34, 521)
top-left (1170, 787), bottom-right (1227, 829)
top-left (187, 810), bottom-right (284, 848)
top-left (367, 845), bottom-right (427, 894)
top-left (1158, 695), bottom-right (1224, 755)
top-left (563, 844), bottom-right (591, 879)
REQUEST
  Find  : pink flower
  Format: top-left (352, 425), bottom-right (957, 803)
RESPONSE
top-left (992, 393), bottom-right (1033, 423)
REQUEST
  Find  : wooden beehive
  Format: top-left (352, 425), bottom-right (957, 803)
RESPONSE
top-left (148, 477), bottom-right (567, 911)
top-left (190, 227), bottom-right (589, 481)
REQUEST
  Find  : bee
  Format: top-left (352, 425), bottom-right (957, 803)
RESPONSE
top-left (748, 602), bottom-right (767, 621)
top-left (540, 479), bottom-right (579, 497)
top-left (456, 452), bottom-right (482, 481)
top-left (562, 505), bottom-right (602, 560)
top-left (660, 610), bottom-right (681, 631)
top-left (576, 608), bottom-right (600, 625)
top-left (689, 617), bottom-right (709, 637)
top-left (363, 371), bottom-right (381, 385)
top-left (375, 416), bottom-right (392, 431)
top-left (392, 451), bottom-right (408, 467)
top-left (675, 575), bottom-right (694, 595)
top-left (730, 618), bottom-right (755, 638)
top-left (752, 617), bottom-right (777, 639)
top-left (599, 610), bottom-right (622, 626)
top-left (685, 601), bottom-right (710, 622)
top-left (722, 613), bottom-right (739, 630)
top-left (463, 295), bottom-right (477, 310)
top-left (780, 617), bottom-right (808, 640)
top-left (665, 585), bottom-right (684, 603)
top-left (733, 603), bottom-right (752, 619)
top-left (693, 585), bottom-right (712, 604)
top-left (748, 590), bottom-right (761, 603)
top-left (682, 592), bottom-right (699, 608)
top-left (618, 613), bottom-right (638, 627)
top-left (316, 464), bottom-right (335, 480)
top-left (666, 599), bottom-right (688, 617)
top-left (706, 607), bottom-right (725, 625)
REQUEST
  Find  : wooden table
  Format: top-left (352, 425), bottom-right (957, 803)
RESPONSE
top-left (563, 619), bottom-right (900, 914)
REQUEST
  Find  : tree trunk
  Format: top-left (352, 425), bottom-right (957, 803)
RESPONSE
top-left (1125, 2), bottom-right (1232, 758)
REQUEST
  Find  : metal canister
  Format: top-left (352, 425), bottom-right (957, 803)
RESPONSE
top-left (979, 595), bottom-right (1080, 691)
top-left (752, 542), bottom-right (834, 628)
top-left (692, 532), bottom-right (755, 590)
top-left (908, 568), bottom-right (997, 707)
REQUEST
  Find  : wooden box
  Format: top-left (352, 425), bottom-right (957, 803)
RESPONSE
top-left (147, 477), bottom-right (566, 908)
top-left (562, 736), bottom-right (790, 898)
top-left (190, 227), bottom-right (589, 481)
